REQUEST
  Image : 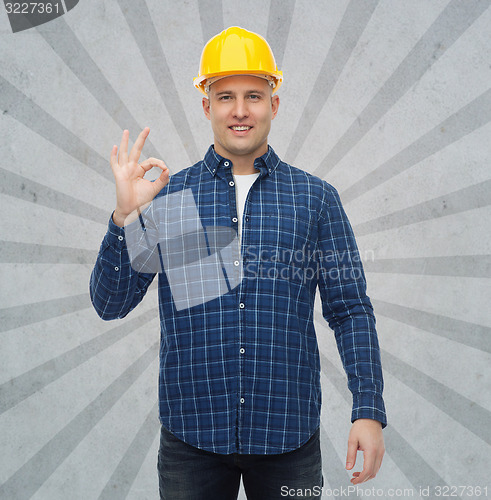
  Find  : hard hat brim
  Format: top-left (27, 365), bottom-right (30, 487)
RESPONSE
top-left (194, 70), bottom-right (283, 96)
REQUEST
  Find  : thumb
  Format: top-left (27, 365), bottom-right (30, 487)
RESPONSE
top-left (152, 167), bottom-right (170, 191)
top-left (346, 438), bottom-right (358, 470)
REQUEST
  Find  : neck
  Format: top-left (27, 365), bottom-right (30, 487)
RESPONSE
top-left (214, 144), bottom-right (268, 175)
top-left (231, 158), bottom-right (258, 175)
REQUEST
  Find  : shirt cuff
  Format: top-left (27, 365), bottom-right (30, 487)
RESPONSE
top-left (104, 212), bottom-right (126, 249)
top-left (351, 393), bottom-right (387, 428)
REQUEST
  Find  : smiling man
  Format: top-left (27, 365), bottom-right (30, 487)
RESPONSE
top-left (90, 27), bottom-right (386, 499)
top-left (202, 75), bottom-right (279, 174)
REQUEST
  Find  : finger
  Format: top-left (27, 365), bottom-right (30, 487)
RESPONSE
top-left (119, 129), bottom-right (129, 165)
top-left (128, 127), bottom-right (150, 164)
top-left (351, 450), bottom-right (376, 484)
top-left (346, 438), bottom-right (358, 470)
top-left (110, 145), bottom-right (118, 170)
top-left (143, 159), bottom-right (170, 194)
top-left (151, 169), bottom-right (170, 195)
top-left (139, 157), bottom-right (168, 173)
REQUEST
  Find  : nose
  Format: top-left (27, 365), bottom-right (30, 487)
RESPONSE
top-left (233, 97), bottom-right (249, 119)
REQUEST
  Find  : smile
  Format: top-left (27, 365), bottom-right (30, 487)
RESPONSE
top-left (230, 126), bottom-right (251, 131)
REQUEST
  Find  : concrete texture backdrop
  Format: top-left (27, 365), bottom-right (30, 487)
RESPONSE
top-left (0, 0), bottom-right (490, 499)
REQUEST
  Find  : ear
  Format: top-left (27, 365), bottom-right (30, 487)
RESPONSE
top-left (271, 95), bottom-right (280, 120)
top-left (202, 97), bottom-right (211, 120)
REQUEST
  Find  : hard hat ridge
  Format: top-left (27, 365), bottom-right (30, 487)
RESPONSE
top-left (194, 26), bottom-right (283, 95)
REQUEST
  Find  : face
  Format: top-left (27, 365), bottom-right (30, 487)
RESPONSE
top-left (202, 75), bottom-right (279, 165)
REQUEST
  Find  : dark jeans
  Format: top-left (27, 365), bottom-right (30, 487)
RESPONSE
top-left (157, 426), bottom-right (323, 499)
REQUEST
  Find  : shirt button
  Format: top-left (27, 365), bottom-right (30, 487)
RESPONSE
top-left (240, 348), bottom-right (245, 354)
top-left (118, 235), bottom-right (123, 241)
top-left (224, 161), bottom-right (230, 167)
top-left (239, 302), bottom-right (245, 309)
top-left (114, 267), bottom-right (119, 271)
top-left (229, 181), bottom-right (235, 187)
top-left (240, 398), bottom-right (245, 404)
top-left (232, 217), bottom-right (238, 223)
top-left (234, 260), bottom-right (240, 266)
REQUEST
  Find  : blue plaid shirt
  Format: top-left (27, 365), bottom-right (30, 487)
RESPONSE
top-left (90, 145), bottom-right (386, 455)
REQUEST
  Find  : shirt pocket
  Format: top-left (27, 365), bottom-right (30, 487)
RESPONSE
top-left (258, 207), bottom-right (315, 265)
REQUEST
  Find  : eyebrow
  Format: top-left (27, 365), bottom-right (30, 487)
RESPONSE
top-left (214, 89), bottom-right (267, 96)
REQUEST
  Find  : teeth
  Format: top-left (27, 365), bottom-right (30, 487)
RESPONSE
top-left (232, 126), bottom-right (250, 131)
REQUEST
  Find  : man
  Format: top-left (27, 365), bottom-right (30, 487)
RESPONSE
top-left (90, 27), bottom-right (386, 499)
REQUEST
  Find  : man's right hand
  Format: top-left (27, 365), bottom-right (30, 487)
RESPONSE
top-left (110, 127), bottom-right (170, 227)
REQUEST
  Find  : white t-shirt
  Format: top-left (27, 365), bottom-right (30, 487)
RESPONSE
top-left (233, 172), bottom-right (260, 243)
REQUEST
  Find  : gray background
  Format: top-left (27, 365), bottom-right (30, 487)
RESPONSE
top-left (1, 0), bottom-right (490, 499)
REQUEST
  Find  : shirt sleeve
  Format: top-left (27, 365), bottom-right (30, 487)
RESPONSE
top-left (89, 214), bottom-right (156, 320)
top-left (316, 184), bottom-right (387, 428)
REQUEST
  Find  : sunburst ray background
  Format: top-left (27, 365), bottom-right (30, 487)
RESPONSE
top-left (1, 0), bottom-right (490, 498)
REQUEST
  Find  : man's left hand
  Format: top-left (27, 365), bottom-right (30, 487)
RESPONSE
top-left (345, 418), bottom-right (385, 484)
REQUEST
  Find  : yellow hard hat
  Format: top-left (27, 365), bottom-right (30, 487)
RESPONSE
top-left (194, 26), bottom-right (283, 95)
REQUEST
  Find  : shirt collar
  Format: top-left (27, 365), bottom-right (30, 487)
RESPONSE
top-left (203, 145), bottom-right (281, 178)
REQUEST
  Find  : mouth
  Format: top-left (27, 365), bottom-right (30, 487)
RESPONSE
top-left (230, 125), bottom-right (252, 132)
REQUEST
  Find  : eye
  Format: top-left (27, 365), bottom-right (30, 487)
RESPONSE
top-left (248, 94), bottom-right (261, 100)
top-left (218, 95), bottom-right (232, 101)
